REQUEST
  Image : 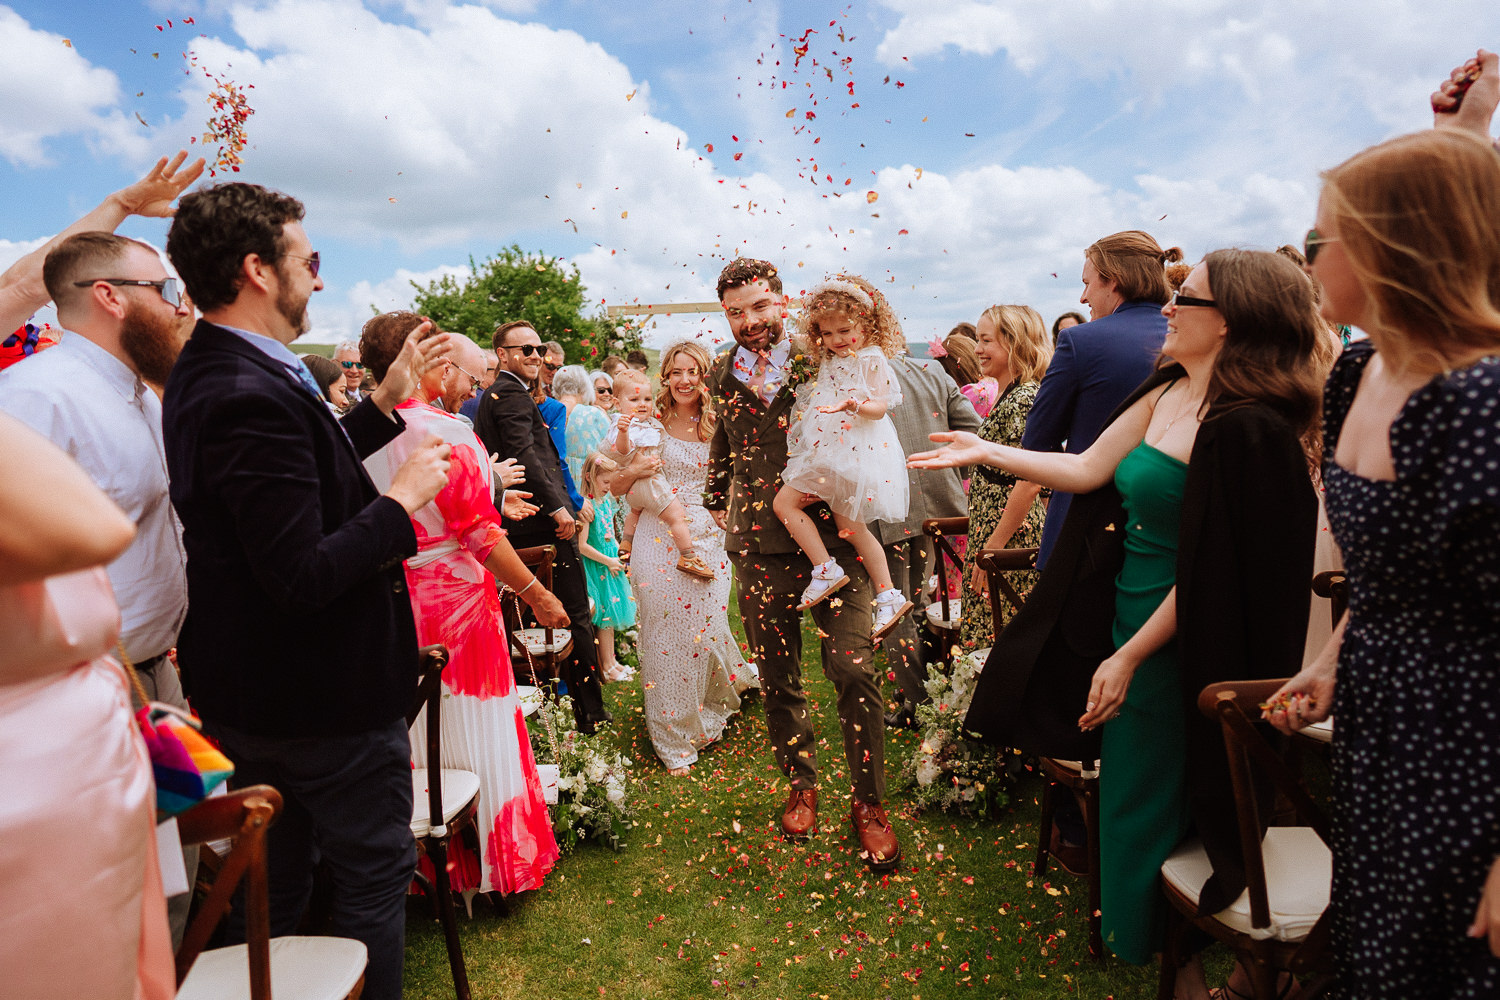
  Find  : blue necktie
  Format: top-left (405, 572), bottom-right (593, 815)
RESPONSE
top-left (288, 361), bottom-right (328, 402)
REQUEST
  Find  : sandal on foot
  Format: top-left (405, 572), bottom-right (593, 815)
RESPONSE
top-left (871, 593), bottom-right (914, 644)
top-left (797, 567), bottom-right (849, 610)
top-left (677, 553), bottom-right (717, 579)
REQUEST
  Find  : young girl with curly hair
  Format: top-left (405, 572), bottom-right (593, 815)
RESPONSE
top-left (772, 273), bottom-right (913, 641)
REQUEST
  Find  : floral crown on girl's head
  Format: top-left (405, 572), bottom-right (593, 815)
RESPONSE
top-left (802, 277), bottom-right (874, 311)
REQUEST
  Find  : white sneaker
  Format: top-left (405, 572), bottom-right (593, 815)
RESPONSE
top-left (871, 590), bottom-right (915, 644)
top-left (797, 561), bottom-right (849, 610)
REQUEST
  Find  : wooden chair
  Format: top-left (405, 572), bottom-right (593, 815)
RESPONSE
top-left (1295, 571), bottom-right (1348, 751)
top-left (498, 544), bottom-right (573, 691)
top-left (1156, 679), bottom-right (1336, 1000)
top-left (921, 517), bottom-right (969, 670)
top-left (974, 546), bottom-right (1105, 962)
top-left (175, 786), bottom-right (368, 1000)
top-left (406, 644), bottom-right (480, 1000)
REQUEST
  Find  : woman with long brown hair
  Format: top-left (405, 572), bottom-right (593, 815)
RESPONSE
top-left (1267, 124), bottom-right (1500, 998)
top-left (912, 249), bottom-right (1324, 998)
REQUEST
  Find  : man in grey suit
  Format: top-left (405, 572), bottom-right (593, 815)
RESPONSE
top-left (873, 354), bottom-right (981, 726)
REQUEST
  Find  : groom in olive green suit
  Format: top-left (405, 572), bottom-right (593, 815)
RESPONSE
top-left (703, 258), bottom-right (900, 872)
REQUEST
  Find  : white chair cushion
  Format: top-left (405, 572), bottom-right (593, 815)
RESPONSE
top-left (924, 599), bottom-right (961, 630)
top-left (1303, 716), bottom-right (1334, 744)
top-left (516, 683), bottom-right (542, 718)
top-left (1160, 827), bottom-right (1331, 941)
top-left (178, 936), bottom-right (367, 1000)
top-left (1046, 758), bottom-right (1101, 780)
top-left (514, 628), bottom-right (572, 655)
top-left (410, 768), bottom-right (481, 838)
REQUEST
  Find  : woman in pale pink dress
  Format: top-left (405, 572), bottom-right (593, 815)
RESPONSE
top-left (0, 413), bottom-right (174, 999)
top-left (361, 314), bottom-right (565, 896)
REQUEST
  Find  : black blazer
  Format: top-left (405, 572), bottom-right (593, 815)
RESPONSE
top-left (473, 371), bottom-right (576, 537)
top-left (162, 320), bottom-right (419, 737)
top-left (966, 363), bottom-right (1317, 914)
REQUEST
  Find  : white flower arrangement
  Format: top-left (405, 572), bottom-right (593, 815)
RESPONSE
top-left (529, 694), bottom-right (636, 851)
top-left (896, 650), bottom-right (1018, 816)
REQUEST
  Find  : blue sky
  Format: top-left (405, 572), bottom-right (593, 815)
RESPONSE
top-left (4, 0), bottom-right (1497, 348)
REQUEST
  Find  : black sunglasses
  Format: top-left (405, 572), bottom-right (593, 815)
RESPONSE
top-left (1167, 288), bottom-right (1217, 309)
top-left (283, 251), bottom-right (321, 278)
top-left (594, 384), bottom-right (614, 395)
top-left (505, 343), bottom-right (544, 357)
top-left (543, 361), bottom-right (563, 372)
top-left (1303, 228), bottom-right (1337, 266)
top-left (73, 276), bottom-right (181, 307)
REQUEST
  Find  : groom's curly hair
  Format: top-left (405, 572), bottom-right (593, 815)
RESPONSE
top-left (716, 258), bottom-right (782, 301)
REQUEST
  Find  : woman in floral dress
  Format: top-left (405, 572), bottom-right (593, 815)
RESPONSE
top-left (621, 340), bottom-right (757, 775)
top-left (958, 305), bottom-right (1052, 653)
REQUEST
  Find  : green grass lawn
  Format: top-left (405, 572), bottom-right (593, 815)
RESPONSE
top-left (400, 604), bottom-right (1221, 999)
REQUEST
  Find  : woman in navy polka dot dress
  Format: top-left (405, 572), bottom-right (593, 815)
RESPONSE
top-left (1267, 128), bottom-right (1500, 997)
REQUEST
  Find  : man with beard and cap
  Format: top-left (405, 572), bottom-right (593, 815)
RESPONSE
top-left (704, 257), bottom-right (901, 873)
top-left (0, 230), bottom-right (199, 944)
top-left (162, 182), bottom-right (453, 1000)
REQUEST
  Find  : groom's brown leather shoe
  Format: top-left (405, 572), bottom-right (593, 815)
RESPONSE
top-left (780, 787), bottom-right (818, 840)
top-left (851, 800), bottom-right (902, 872)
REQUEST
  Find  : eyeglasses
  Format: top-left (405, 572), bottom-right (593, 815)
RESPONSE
top-left (1303, 228), bottom-right (1338, 266)
top-left (543, 361), bottom-right (563, 372)
top-left (504, 343), bottom-right (544, 357)
top-left (283, 252), bottom-right (321, 278)
top-left (338, 360), bottom-right (365, 370)
top-left (1167, 288), bottom-right (1217, 309)
top-left (72, 277), bottom-right (182, 307)
top-left (449, 360), bottom-right (482, 392)
top-left (594, 385), bottom-right (614, 395)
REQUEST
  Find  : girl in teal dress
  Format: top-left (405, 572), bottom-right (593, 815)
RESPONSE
top-left (911, 249), bottom-right (1324, 999)
top-left (578, 453), bottom-right (636, 682)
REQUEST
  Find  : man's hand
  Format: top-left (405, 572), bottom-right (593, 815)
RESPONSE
top-left (1432, 49), bottom-right (1499, 138)
top-left (552, 508), bottom-right (576, 541)
top-left (501, 490), bottom-right (539, 520)
top-left (711, 509), bottom-right (728, 530)
top-left (579, 496), bottom-right (595, 524)
top-left (525, 587), bottom-right (570, 629)
top-left (111, 151), bottom-right (206, 218)
top-left (385, 435), bottom-right (451, 514)
top-left (490, 454), bottom-right (526, 489)
top-left (370, 320), bottom-right (453, 414)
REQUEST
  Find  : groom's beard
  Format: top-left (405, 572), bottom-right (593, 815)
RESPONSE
top-left (741, 315), bottom-right (784, 353)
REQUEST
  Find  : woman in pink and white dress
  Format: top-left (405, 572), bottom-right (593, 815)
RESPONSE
top-left (362, 314), bottom-right (564, 896)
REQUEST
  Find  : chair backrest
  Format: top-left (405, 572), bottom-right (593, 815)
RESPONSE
top-left (921, 517), bottom-right (967, 618)
top-left (499, 544), bottom-right (558, 684)
top-left (976, 546), bottom-right (1039, 623)
top-left (1311, 570), bottom-right (1348, 626)
top-left (408, 645), bottom-right (451, 831)
top-left (1196, 679), bottom-right (1333, 933)
top-left (174, 785), bottom-right (284, 994)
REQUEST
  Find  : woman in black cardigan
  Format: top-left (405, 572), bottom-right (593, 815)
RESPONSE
top-left (911, 249), bottom-right (1324, 999)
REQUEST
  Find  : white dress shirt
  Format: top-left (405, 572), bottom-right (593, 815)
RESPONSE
top-left (732, 338), bottom-right (792, 397)
top-left (0, 332), bottom-right (188, 662)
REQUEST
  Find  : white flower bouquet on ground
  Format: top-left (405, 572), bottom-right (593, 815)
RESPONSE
top-left (529, 694), bottom-right (635, 851)
top-left (895, 650), bottom-right (1018, 816)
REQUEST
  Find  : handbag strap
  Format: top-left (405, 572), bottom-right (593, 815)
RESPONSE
top-left (116, 641), bottom-right (151, 710)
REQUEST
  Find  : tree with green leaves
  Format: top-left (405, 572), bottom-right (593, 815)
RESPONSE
top-left (405, 245), bottom-right (640, 363)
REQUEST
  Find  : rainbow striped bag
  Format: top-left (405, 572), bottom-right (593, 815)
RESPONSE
top-left (121, 647), bottom-right (234, 818)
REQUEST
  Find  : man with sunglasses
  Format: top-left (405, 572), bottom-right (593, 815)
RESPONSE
top-left (162, 182), bottom-right (453, 1000)
top-left (334, 339), bottom-right (366, 405)
top-left (475, 320), bottom-right (610, 733)
top-left (0, 229), bottom-right (202, 937)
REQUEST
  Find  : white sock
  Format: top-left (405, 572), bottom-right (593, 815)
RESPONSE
top-left (815, 558), bottom-right (841, 578)
top-left (876, 588), bottom-right (906, 605)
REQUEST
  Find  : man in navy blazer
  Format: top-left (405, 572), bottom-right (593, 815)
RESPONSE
top-left (163, 182), bottom-right (452, 1000)
top-left (1022, 230), bottom-right (1178, 569)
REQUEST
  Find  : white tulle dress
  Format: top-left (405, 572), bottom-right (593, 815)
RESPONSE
top-left (782, 346), bottom-right (909, 522)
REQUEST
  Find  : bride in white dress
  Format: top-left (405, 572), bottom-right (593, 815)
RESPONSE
top-left (624, 341), bottom-right (758, 775)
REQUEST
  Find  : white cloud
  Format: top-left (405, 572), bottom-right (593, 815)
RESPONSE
top-left (298, 262), bottom-right (471, 343)
top-left (0, 8), bottom-right (131, 166)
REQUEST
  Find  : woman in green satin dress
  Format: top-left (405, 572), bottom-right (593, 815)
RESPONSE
top-left (910, 249), bottom-right (1325, 1000)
